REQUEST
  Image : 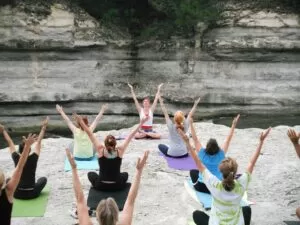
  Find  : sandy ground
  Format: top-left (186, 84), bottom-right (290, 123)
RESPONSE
top-left (0, 122), bottom-right (299, 225)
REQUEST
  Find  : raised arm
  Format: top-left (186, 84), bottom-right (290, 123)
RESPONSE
top-left (246, 127), bottom-right (271, 174)
top-left (74, 114), bottom-right (104, 155)
top-left (221, 114), bottom-right (240, 154)
top-left (287, 129), bottom-right (300, 159)
top-left (178, 128), bottom-right (206, 173)
top-left (189, 117), bottom-right (202, 151)
top-left (158, 95), bottom-right (170, 123)
top-left (6, 134), bottom-right (36, 202)
top-left (89, 104), bottom-right (107, 132)
top-left (65, 149), bottom-right (92, 225)
top-left (128, 83), bottom-right (142, 113)
top-left (151, 83), bottom-right (163, 112)
top-left (121, 151), bottom-right (149, 225)
top-left (56, 104), bottom-right (77, 133)
top-left (0, 124), bottom-right (16, 154)
top-left (35, 117), bottom-right (49, 156)
top-left (187, 97), bottom-right (201, 120)
top-left (119, 117), bottom-right (148, 156)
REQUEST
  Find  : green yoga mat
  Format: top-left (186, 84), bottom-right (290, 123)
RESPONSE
top-left (12, 186), bottom-right (50, 217)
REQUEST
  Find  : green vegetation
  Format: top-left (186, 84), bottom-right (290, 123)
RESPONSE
top-left (74, 0), bottom-right (222, 38)
top-left (3, 0), bottom-right (300, 39)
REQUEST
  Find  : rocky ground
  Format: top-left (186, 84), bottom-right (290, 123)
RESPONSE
top-left (0, 122), bottom-right (299, 225)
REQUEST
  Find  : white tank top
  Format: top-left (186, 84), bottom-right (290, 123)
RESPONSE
top-left (139, 108), bottom-right (153, 129)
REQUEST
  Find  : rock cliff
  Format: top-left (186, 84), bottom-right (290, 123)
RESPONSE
top-left (0, 2), bottom-right (299, 132)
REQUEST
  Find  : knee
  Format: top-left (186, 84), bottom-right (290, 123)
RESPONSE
top-left (296, 207), bottom-right (300, 219)
top-left (158, 144), bottom-right (167, 151)
top-left (190, 169), bottom-right (198, 178)
top-left (88, 172), bottom-right (97, 179)
top-left (41, 177), bottom-right (47, 185)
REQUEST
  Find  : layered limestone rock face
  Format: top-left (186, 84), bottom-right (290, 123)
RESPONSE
top-left (0, 3), bottom-right (299, 132)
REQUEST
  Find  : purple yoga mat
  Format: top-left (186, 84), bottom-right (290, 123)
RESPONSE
top-left (159, 153), bottom-right (197, 170)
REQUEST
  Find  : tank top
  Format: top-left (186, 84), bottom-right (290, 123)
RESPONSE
top-left (98, 149), bottom-right (122, 182)
top-left (140, 108), bottom-right (153, 129)
top-left (12, 152), bottom-right (38, 189)
top-left (73, 128), bottom-right (94, 159)
top-left (0, 189), bottom-right (13, 225)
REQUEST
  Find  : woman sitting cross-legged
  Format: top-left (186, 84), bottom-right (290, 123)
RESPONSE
top-left (74, 114), bottom-right (148, 192)
top-left (0, 118), bottom-right (48, 200)
top-left (65, 148), bottom-right (149, 225)
top-left (157, 95), bottom-right (200, 158)
top-left (56, 104), bottom-right (107, 161)
top-left (189, 114), bottom-right (240, 194)
top-left (128, 83), bottom-right (163, 139)
top-left (0, 134), bottom-right (36, 225)
top-left (178, 121), bottom-right (271, 225)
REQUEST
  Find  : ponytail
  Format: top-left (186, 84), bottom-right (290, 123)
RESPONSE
top-left (222, 171), bottom-right (235, 191)
top-left (219, 157), bottom-right (238, 192)
top-left (104, 135), bottom-right (117, 154)
top-left (175, 123), bottom-right (184, 131)
top-left (174, 111), bottom-right (185, 131)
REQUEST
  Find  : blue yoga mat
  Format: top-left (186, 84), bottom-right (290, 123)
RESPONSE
top-left (64, 156), bottom-right (99, 171)
top-left (185, 179), bottom-right (250, 210)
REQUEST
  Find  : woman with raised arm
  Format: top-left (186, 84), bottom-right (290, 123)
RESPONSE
top-left (66, 149), bottom-right (149, 225)
top-left (189, 114), bottom-right (240, 193)
top-left (287, 129), bottom-right (300, 219)
top-left (74, 114), bottom-right (148, 191)
top-left (56, 104), bottom-right (107, 161)
top-left (128, 83), bottom-right (163, 139)
top-left (0, 118), bottom-right (48, 200)
top-left (178, 124), bottom-right (271, 225)
top-left (0, 133), bottom-right (36, 225)
top-left (157, 96), bottom-right (200, 158)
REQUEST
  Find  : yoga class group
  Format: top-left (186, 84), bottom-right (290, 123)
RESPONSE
top-left (0, 83), bottom-right (299, 225)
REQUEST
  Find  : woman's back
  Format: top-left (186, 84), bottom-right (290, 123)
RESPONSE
top-left (99, 150), bottom-right (122, 182)
top-left (198, 148), bottom-right (225, 181)
top-left (167, 119), bottom-right (188, 156)
top-left (202, 169), bottom-right (251, 225)
top-left (73, 128), bottom-right (93, 159)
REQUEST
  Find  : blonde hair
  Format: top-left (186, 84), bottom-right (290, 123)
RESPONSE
top-left (174, 111), bottom-right (185, 131)
top-left (96, 197), bottom-right (119, 225)
top-left (0, 169), bottom-right (5, 189)
top-left (219, 157), bottom-right (238, 192)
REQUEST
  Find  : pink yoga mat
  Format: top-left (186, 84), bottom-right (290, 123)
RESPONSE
top-left (159, 153), bottom-right (197, 170)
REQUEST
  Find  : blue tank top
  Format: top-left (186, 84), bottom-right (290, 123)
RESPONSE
top-left (198, 147), bottom-right (225, 181)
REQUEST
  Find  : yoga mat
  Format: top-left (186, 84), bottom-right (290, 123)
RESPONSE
top-left (87, 183), bottom-right (131, 211)
top-left (284, 221), bottom-right (300, 225)
top-left (12, 186), bottom-right (50, 217)
top-left (115, 134), bottom-right (128, 140)
top-left (64, 156), bottom-right (99, 172)
top-left (159, 153), bottom-right (197, 170)
top-left (184, 179), bottom-right (253, 210)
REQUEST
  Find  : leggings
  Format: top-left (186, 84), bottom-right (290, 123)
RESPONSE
top-left (158, 144), bottom-right (188, 158)
top-left (193, 206), bottom-right (252, 225)
top-left (190, 169), bottom-right (210, 194)
top-left (88, 172), bottom-right (129, 192)
top-left (14, 177), bottom-right (47, 200)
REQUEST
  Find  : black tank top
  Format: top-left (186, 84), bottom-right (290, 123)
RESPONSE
top-left (0, 189), bottom-right (13, 225)
top-left (99, 149), bottom-right (122, 182)
top-left (12, 152), bottom-right (38, 189)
